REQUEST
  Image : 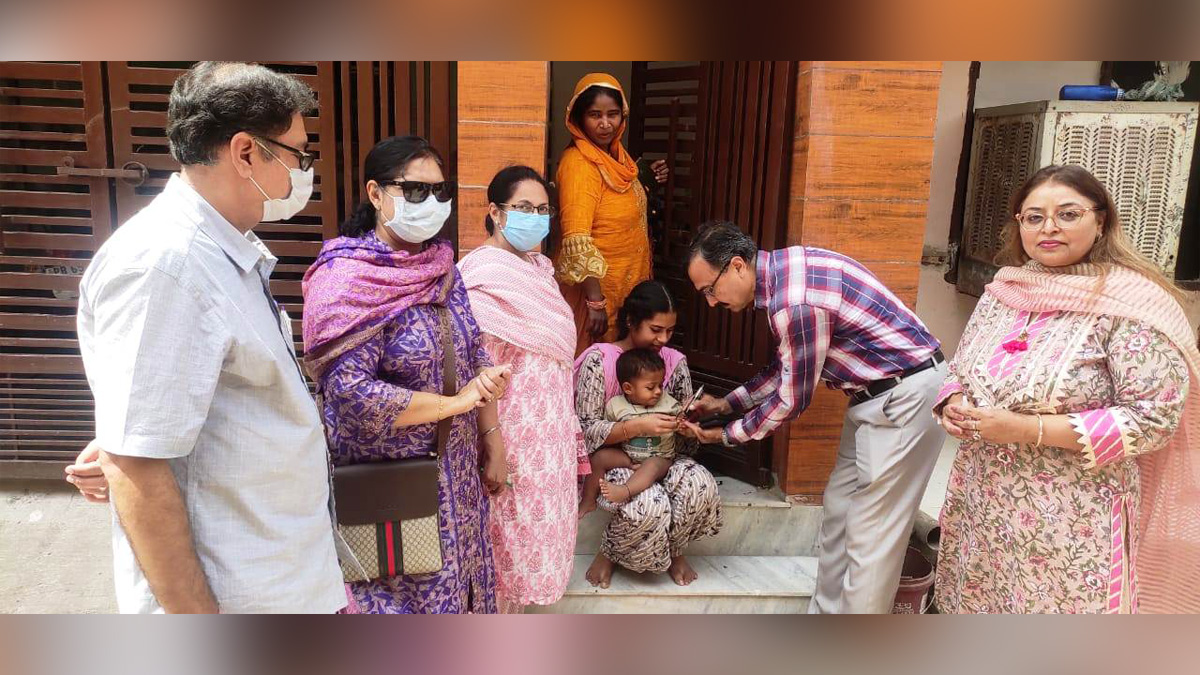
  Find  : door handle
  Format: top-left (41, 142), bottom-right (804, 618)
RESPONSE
top-left (56, 157), bottom-right (148, 186)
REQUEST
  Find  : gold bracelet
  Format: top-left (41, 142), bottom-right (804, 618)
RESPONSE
top-left (1034, 414), bottom-right (1044, 448)
top-left (481, 425), bottom-right (500, 438)
top-left (436, 396), bottom-right (445, 421)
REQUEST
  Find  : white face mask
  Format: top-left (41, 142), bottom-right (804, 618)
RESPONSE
top-left (248, 147), bottom-right (314, 222)
top-left (382, 194), bottom-right (452, 244)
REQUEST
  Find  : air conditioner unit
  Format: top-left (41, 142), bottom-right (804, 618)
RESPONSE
top-left (957, 100), bottom-right (1199, 296)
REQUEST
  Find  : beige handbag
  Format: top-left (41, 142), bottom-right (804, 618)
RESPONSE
top-left (333, 307), bottom-right (455, 580)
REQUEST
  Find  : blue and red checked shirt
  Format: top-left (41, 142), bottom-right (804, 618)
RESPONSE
top-left (724, 247), bottom-right (940, 444)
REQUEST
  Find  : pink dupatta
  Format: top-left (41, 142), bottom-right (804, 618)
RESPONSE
top-left (457, 246), bottom-right (576, 364)
top-left (574, 342), bottom-right (686, 401)
top-left (300, 236), bottom-right (455, 380)
top-left (987, 263), bottom-right (1200, 613)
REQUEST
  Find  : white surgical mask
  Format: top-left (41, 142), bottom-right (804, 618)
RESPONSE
top-left (248, 145), bottom-right (314, 222)
top-left (382, 194), bottom-right (452, 243)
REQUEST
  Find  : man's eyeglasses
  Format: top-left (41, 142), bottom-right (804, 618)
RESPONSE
top-left (254, 136), bottom-right (316, 172)
top-left (378, 180), bottom-right (456, 204)
top-left (1015, 206), bottom-right (1102, 231)
top-left (700, 259), bottom-right (732, 298)
top-left (500, 202), bottom-right (556, 217)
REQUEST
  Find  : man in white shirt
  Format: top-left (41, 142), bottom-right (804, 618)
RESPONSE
top-left (73, 62), bottom-right (345, 613)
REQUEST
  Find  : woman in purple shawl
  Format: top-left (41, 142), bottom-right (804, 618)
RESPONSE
top-left (302, 137), bottom-right (510, 613)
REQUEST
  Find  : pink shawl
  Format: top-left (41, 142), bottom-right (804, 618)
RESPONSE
top-left (457, 246), bottom-right (577, 364)
top-left (574, 342), bottom-right (686, 401)
top-left (987, 263), bottom-right (1200, 614)
top-left (301, 235), bottom-right (455, 379)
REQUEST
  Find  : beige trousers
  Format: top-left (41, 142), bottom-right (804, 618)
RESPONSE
top-left (808, 363), bottom-right (947, 614)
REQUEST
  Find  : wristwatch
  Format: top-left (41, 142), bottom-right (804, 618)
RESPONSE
top-left (720, 428), bottom-right (737, 448)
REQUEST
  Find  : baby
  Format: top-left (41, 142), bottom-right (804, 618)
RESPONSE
top-left (580, 348), bottom-right (681, 516)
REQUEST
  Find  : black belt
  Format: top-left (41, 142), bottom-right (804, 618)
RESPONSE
top-left (848, 349), bottom-right (945, 407)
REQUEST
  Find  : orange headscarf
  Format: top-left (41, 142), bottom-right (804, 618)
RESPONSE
top-left (565, 73), bottom-right (639, 193)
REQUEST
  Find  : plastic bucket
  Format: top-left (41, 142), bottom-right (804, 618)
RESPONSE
top-left (892, 546), bottom-right (934, 614)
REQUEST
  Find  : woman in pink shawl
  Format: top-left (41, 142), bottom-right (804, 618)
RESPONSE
top-left (573, 280), bottom-right (723, 589)
top-left (457, 166), bottom-right (587, 613)
top-left (302, 137), bottom-right (511, 614)
top-left (934, 165), bottom-right (1200, 613)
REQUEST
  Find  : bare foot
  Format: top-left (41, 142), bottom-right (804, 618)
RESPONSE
top-left (599, 479), bottom-right (632, 505)
top-left (578, 497), bottom-right (597, 520)
top-left (585, 553), bottom-right (615, 588)
top-left (668, 556), bottom-right (698, 586)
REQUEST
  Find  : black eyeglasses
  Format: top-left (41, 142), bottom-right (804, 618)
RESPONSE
top-left (701, 259), bottom-right (732, 298)
top-left (378, 180), bottom-right (455, 204)
top-left (500, 202), bottom-right (556, 217)
top-left (254, 136), bottom-right (315, 172)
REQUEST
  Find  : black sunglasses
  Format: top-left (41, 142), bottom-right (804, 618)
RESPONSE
top-left (378, 180), bottom-right (456, 204)
top-left (254, 136), bottom-right (316, 172)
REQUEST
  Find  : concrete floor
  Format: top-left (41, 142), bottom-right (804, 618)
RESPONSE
top-left (1, 444), bottom-right (959, 615)
top-left (1, 480), bottom-right (115, 613)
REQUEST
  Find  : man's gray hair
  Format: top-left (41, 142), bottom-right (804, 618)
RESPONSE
top-left (688, 220), bottom-right (758, 269)
top-left (166, 62), bottom-right (315, 166)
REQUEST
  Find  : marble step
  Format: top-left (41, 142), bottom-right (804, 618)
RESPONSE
top-left (531, 554), bottom-right (818, 614)
top-left (576, 476), bottom-right (824, 557)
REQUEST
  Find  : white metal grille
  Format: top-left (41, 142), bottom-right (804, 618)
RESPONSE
top-left (1054, 111), bottom-right (1191, 272)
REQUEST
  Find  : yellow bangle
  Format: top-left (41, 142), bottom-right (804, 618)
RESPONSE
top-left (436, 396), bottom-right (445, 421)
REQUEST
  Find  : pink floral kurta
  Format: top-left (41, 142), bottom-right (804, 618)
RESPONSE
top-left (935, 281), bottom-right (1189, 614)
top-left (481, 335), bottom-right (584, 608)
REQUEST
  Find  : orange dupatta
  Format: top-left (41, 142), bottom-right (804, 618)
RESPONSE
top-left (565, 73), bottom-right (639, 193)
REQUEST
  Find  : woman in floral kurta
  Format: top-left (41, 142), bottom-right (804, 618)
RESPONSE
top-left (458, 166), bottom-right (586, 611)
top-left (933, 273), bottom-right (1189, 613)
top-left (932, 164), bottom-right (1200, 614)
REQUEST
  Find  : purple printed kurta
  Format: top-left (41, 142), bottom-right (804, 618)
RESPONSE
top-left (318, 239), bottom-right (496, 614)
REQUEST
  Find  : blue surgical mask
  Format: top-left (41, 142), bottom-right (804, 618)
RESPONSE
top-left (499, 209), bottom-right (550, 252)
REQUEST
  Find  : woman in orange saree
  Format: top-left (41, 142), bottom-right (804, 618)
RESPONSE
top-left (555, 73), bottom-right (669, 355)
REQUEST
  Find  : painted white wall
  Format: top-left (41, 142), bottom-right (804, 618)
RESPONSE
top-left (973, 61), bottom-right (1103, 110)
top-left (924, 62), bottom-right (971, 250)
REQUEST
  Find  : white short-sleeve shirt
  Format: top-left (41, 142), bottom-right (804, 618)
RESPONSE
top-left (78, 174), bottom-right (345, 614)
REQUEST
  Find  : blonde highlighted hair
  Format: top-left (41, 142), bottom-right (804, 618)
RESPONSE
top-left (996, 164), bottom-right (1186, 303)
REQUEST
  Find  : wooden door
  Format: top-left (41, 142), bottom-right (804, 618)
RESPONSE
top-left (630, 61), bottom-right (797, 487)
top-left (0, 61), bottom-right (456, 468)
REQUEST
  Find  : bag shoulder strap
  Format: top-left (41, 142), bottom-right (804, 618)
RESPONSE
top-left (436, 307), bottom-right (456, 458)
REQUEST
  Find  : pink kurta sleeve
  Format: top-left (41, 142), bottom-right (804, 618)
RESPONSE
top-left (1068, 319), bottom-right (1190, 469)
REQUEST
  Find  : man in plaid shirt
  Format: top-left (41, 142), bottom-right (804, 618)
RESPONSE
top-left (682, 221), bottom-right (947, 614)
